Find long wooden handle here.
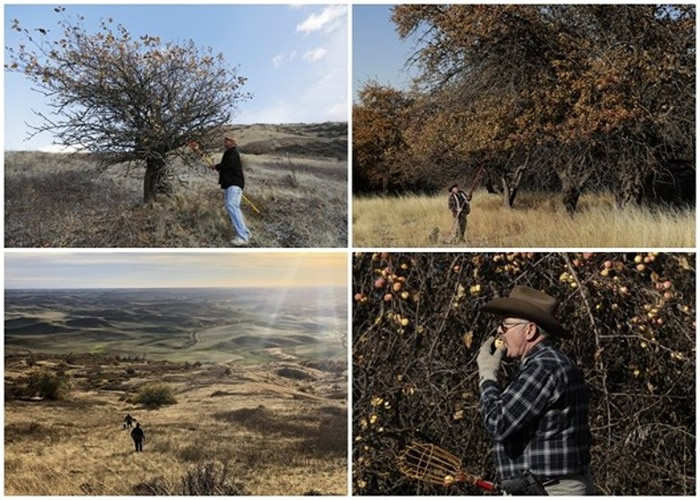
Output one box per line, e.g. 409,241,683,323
468,166,485,195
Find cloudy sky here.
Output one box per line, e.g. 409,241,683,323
4,4,348,151
5,252,348,289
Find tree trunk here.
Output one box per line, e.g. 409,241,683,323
485,174,500,194
615,170,644,208
557,169,583,214
500,175,513,208
557,156,592,214
562,183,581,214
143,157,171,204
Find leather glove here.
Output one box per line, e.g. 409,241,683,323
477,336,504,383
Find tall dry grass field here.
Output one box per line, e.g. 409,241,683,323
5,123,347,248
5,356,347,495
353,190,695,247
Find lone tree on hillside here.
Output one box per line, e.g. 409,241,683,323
6,8,252,203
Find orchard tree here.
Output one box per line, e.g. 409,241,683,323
6,9,252,203
353,81,415,194
390,5,694,210
392,5,567,208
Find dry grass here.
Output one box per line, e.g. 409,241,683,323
353,190,695,247
4,357,347,495
5,123,347,248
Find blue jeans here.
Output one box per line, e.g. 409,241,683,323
224,186,250,241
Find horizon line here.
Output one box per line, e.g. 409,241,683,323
4,120,349,152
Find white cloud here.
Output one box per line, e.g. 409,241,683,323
272,50,298,69
296,5,346,34
303,47,327,63
238,6,348,124
272,53,286,69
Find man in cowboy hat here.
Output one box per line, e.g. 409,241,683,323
447,184,471,243
212,134,251,246
476,285,593,495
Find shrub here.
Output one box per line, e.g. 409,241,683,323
131,477,171,495
277,367,315,381
23,371,68,400
180,462,248,495
133,384,177,409
134,464,248,495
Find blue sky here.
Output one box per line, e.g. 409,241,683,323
4,4,348,151
5,252,348,288
352,4,420,102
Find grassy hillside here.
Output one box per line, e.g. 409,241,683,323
5,122,347,248
5,288,347,364
5,354,347,495
353,190,695,247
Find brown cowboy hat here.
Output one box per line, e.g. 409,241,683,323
481,285,570,338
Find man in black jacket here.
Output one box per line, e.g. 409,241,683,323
131,422,145,452
447,184,471,243
212,135,251,246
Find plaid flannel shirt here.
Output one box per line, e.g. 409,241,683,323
479,340,591,481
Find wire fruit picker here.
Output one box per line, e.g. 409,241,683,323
187,141,262,215
398,441,555,495
397,442,500,493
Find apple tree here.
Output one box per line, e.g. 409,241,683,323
353,81,417,194
6,9,252,203
388,5,694,210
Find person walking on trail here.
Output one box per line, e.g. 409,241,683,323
131,422,145,452
475,285,593,495
212,134,251,246
447,184,471,243
124,413,134,429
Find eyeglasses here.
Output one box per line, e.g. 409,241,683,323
499,320,531,334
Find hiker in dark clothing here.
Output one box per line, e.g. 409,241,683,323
124,414,134,429
448,184,471,243
212,134,251,246
131,422,145,452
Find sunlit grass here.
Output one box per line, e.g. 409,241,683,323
353,190,695,248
